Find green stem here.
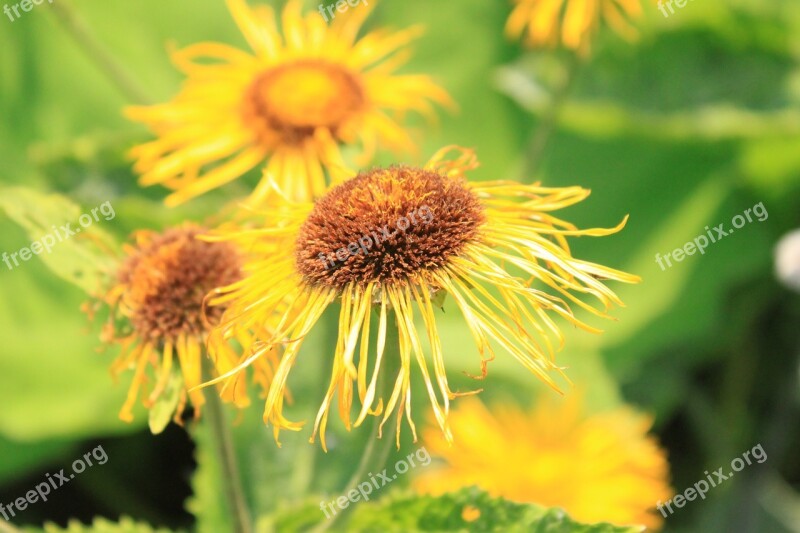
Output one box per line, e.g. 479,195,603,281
49,1,151,104
336,399,396,508
313,310,400,532
288,312,341,497
202,361,253,533
523,52,583,180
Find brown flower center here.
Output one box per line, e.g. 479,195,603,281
295,166,485,289
118,226,241,342
243,59,364,144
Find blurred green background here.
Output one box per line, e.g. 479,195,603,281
1,0,800,531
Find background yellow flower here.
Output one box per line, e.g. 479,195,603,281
127,0,452,207
506,0,644,53
415,395,673,530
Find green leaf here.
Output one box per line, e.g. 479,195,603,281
187,419,230,533
31,516,172,533
0,250,142,441
258,489,645,532
739,136,800,195
147,371,183,435
257,499,325,533
346,487,644,532
0,186,118,294
0,435,75,486
578,177,728,351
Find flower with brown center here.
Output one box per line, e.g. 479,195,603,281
295,165,485,289
203,147,640,448
126,0,452,207
101,225,272,427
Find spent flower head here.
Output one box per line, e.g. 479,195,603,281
97,224,271,427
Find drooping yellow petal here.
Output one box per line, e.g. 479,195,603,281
205,147,639,448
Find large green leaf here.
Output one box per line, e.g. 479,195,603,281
186,419,229,533
0,435,75,486
0,186,117,294
573,177,728,353
28,516,173,533
259,488,644,532
0,216,141,441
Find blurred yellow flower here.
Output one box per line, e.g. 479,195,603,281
98,225,272,426
505,0,644,53
415,396,672,530
127,0,451,207
203,146,639,449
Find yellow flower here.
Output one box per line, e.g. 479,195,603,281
127,0,451,207
204,147,639,449
506,0,644,53
99,225,272,425
415,396,673,530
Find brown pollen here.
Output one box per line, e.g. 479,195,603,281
117,226,241,342
295,166,486,289
243,59,364,145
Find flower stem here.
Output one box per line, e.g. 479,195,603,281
201,360,253,533
49,1,151,104
289,312,341,497
313,309,399,532
523,52,583,179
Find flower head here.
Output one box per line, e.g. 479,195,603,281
127,0,451,207
100,225,268,425
415,396,673,530
205,147,639,448
506,0,644,54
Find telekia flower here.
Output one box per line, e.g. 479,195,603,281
505,0,643,53
204,147,639,448
99,225,267,426
127,0,451,207
415,396,672,530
